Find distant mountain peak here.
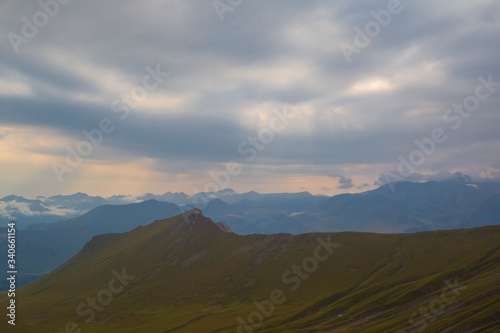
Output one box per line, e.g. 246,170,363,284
49,192,91,199
450,172,472,184
217,188,235,194
0,194,26,202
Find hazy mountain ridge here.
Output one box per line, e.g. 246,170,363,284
1,177,498,291
0,189,316,229
0,200,183,290
4,173,498,233
0,192,108,229
196,178,500,234
2,211,499,332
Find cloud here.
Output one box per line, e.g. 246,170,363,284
337,176,355,189
374,172,428,186
1,1,500,196
0,200,87,219
0,130,11,140
106,195,140,205
373,169,498,186
337,176,373,190
0,201,31,219
46,206,89,217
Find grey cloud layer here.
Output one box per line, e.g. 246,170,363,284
1,0,500,181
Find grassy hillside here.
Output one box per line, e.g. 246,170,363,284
1,210,499,332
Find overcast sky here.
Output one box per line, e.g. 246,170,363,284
1,0,499,198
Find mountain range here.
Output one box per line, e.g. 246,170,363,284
0,192,108,229
1,175,499,291
0,188,319,229
196,175,500,234
3,173,499,235
2,210,498,332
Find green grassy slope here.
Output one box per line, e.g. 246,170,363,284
1,210,499,332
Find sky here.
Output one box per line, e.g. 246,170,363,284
1,0,500,198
